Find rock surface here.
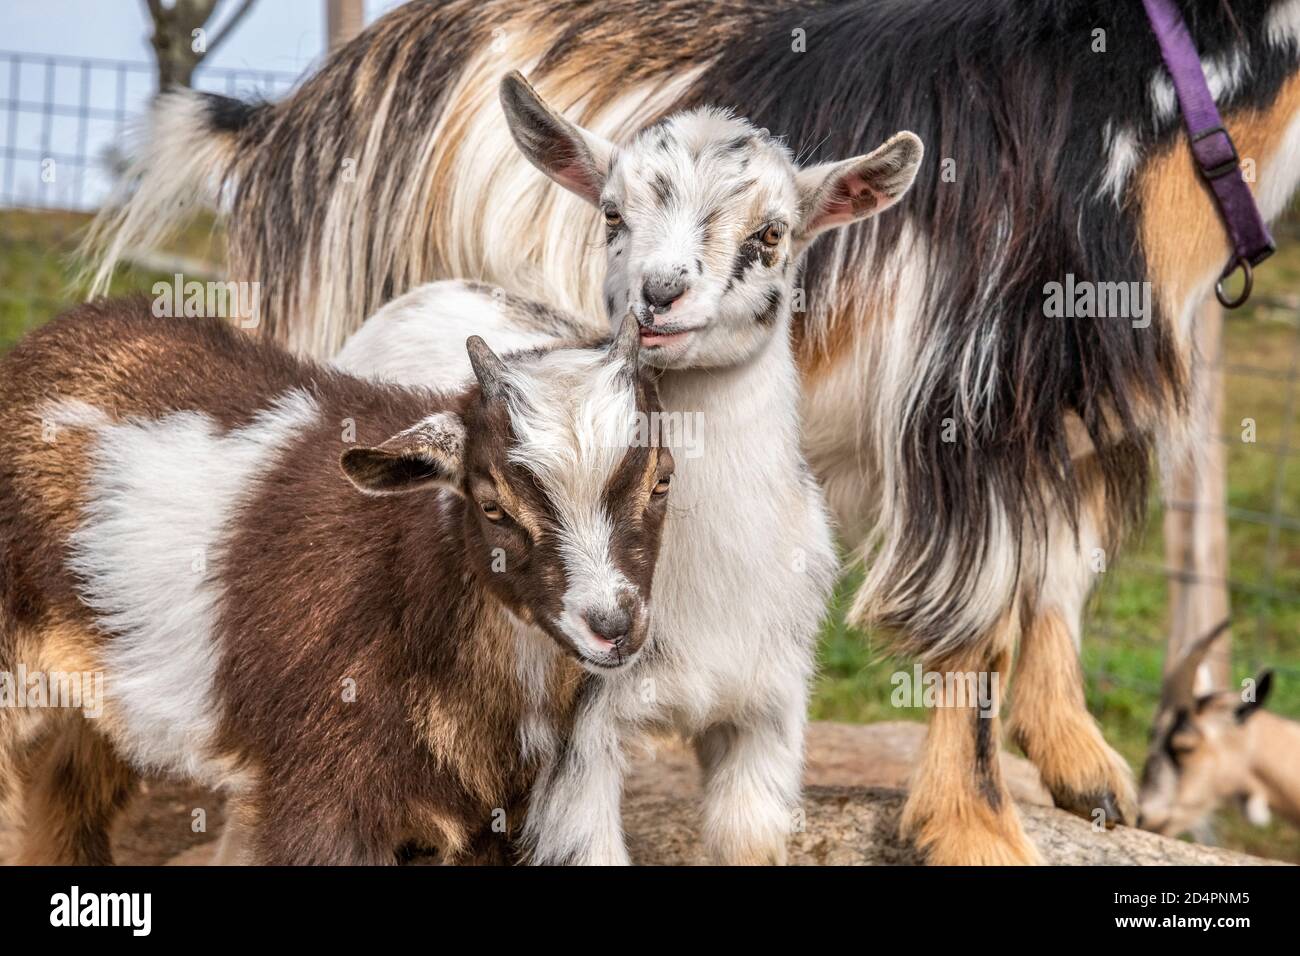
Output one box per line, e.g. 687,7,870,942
3,721,1278,865
626,786,1277,865
625,721,1054,806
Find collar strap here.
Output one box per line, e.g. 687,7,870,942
1142,0,1276,307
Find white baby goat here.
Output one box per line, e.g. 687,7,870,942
336,73,923,864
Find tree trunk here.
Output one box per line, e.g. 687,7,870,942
326,0,365,52
146,0,216,91
144,0,257,91
151,38,200,91
1163,298,1232,690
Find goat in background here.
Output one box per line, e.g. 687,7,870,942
1139,622,1300,840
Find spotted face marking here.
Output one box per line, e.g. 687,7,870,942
498,71,924,371
589,110,800,368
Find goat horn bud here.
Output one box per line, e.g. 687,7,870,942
1162,619,1231,708
466,336,509,401
609,312,641,366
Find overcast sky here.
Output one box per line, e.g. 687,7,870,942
2,0,406,207
5,0,404,73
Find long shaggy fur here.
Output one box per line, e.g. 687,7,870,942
86,0,1300,660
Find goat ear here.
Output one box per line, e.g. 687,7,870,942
794,131,923,242
499,71,612,206
1235,670,1274,723
341,411,466,496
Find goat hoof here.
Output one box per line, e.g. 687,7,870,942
918,827,1044,866
1052,788,1129,828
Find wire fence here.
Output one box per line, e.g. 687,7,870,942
1,51,1298,715
1087,289,1300,705
0,50,296,210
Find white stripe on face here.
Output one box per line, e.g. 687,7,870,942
555,506,638,668
60,389,320,783
501,350,643,668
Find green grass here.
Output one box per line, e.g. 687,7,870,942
0,208,221,351
3,206,1299,861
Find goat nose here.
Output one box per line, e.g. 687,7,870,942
641,271,687,312
583,607,632,647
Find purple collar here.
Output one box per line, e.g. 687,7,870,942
1142,0,1276,308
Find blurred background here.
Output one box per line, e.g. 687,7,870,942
2,0,1298,862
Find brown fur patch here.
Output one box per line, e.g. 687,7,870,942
9,712,137,865
489,464,545,540
0,299,667,864
899,620,1042,865
1007,608,1136,825
1138,73,1300,330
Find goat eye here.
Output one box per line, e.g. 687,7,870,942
759,222,785,247
652,476,671,496
480,501,503,521
604,207,623,227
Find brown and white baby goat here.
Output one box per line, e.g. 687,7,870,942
1139,623,1300,840
0,299,671,865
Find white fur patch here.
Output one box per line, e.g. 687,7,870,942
85,89,236,302
510,611,562,763
62,389,320,784
1149,71,1180,125
334,281,562,387
1098,122,1141,204
501,349,641,664
1267,0,1300,51
1253,97,1300,223
42,399,112,431
1203,48,1250,102
1148,48,1250,126
1034,505,1103,649
1245,789,1273,826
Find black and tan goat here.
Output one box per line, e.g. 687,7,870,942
1139,623,1300,840
0,299,670,864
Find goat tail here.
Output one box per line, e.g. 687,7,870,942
80,89,266,298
